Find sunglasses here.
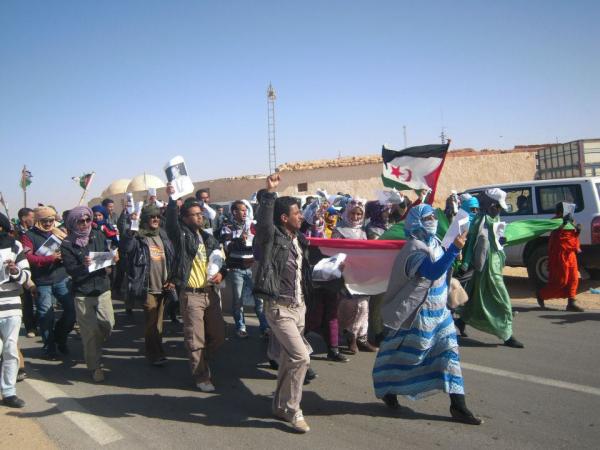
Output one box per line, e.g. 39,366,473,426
77,218,92,224
148,215,161,220
40,218,55,224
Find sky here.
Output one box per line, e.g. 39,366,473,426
1,0,599,214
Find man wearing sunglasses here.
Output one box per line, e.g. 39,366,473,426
22,206,75,359
165,184,226,392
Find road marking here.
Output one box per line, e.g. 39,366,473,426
462,362,600,396
26,378,124,446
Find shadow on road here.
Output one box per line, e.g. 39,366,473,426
539,313,600,325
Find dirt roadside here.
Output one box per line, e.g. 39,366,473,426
0,408,57,449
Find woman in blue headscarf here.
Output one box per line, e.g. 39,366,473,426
372,204,481,425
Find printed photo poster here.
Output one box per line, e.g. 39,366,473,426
164,156,194,200
35,235,63,256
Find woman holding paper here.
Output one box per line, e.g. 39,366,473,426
537,203,584,312
61,206,117,383
373,204,481,425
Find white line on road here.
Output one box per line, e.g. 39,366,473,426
462,362,600,396
26,378,124,446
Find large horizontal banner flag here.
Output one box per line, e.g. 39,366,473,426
308,238,406,295
381,143,450,201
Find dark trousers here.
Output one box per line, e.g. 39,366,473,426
307,288,340,348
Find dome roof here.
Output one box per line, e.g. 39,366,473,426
126,174,166,193
102,179,131,197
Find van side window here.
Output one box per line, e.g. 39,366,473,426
535,185,584,214
503,188,533,215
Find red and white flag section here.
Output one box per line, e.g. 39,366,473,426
309,238,406,295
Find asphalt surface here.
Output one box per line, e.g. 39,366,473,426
12,292,600,450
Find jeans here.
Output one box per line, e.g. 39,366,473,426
36,278,76,352
0,315,22,397
227,268,268,332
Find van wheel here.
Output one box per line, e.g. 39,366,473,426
526,246,549,287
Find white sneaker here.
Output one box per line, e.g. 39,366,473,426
289,411,310,433
92,368,105,383
196,381,216,392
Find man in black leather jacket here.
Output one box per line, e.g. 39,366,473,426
253,174,314,433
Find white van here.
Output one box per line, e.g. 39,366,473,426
463,177,600,286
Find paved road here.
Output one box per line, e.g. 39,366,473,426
12,293,600,450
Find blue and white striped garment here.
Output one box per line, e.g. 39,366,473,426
372,240,464,400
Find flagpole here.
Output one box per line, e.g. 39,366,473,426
22,165,27,208
78,188,88,206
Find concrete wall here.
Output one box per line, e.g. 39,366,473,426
95,149,537,211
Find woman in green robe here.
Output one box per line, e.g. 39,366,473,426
455,189,524,349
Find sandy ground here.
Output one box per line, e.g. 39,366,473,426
0,408,57,449
503,266,600,310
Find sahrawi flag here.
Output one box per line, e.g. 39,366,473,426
72,172,95,190
20,168,32,189
381,142,450,202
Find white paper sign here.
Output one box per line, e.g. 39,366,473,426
0,253,8,284
88,251,116,273
164,155,194,200
493,221,507,250
129,201,144,231
125,193,134,214
35,235,62,256
441,209,470,249
562,202,576,217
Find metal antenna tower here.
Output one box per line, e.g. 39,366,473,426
267,83,277,174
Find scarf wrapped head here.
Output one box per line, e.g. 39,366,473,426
91,205,108,227
405,203,436,242
139,205,161,237
365,200,391,230
66,206,93,247
460,195,480,222
340,199,365,229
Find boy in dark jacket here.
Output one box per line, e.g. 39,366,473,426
61,206,117,383
122,205,175,365
165,185,226,392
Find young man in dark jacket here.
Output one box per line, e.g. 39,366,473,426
122,205,175,365
253,174,315,433
61,206,117,383
165,185,226,392
21,206,75,358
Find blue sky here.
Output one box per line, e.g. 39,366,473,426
1,0,599,213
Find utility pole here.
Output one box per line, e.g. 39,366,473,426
267,83,277,174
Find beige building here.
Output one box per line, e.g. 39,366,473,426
94,146,540,210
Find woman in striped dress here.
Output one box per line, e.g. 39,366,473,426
372,204,481,425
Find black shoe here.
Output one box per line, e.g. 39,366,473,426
504,336,524,348
566,300,584,312
536,293,546,309
304,367,317,385
2,395,25,408
16,369,27,382
327,348,349,362
455,318,468,337
450,405,483,425
43,350,59,361
382,393,400,410
268,359,279,371
57,343,70,355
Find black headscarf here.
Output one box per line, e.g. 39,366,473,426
0,213,15,248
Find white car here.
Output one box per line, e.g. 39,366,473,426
463,177,600,286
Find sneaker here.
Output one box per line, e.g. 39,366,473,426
16,369,27,382
152,357,168,367
196,381,216,393
26,331,36,338
2,395,25,408
236,329,249,339
289,411,310,433
92,368,105,383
